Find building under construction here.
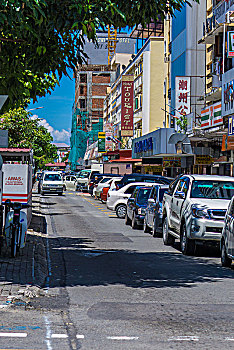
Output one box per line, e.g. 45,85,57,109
70,31,136,170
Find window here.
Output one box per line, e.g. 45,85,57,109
137,188,151,205
44,174,61,181
80,86,84,95
125,185,137,194
149,187,156,199
191,181,234,199
80,99,86,109
80,74,86,83
135,98,139,110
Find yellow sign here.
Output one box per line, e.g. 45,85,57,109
145,165,163,173
195,155,213,165
163,157,181,168
98,132,105,138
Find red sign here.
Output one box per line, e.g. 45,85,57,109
121,75,134,137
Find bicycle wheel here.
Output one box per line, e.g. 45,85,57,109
10,224,17,258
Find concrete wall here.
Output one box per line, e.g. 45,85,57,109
103,162,132,175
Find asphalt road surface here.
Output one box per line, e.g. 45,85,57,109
0,190,233,350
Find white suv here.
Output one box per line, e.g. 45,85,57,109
107,182,157,218
41,171,64,196
162,174,234,255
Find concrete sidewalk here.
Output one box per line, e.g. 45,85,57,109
0,193,49,307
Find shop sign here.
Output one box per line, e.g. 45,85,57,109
134,137,153,154
121,75,134,137
222,134,234,151
228,31,234,58
228,116,234,135
98,132,106,153
201,102,222,129
175,77,191,119
163,157,181,168
105,123,113,151
186,113,194,134
195,155,213,165
145,165,163,173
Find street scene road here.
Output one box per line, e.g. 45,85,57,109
0,189,232,350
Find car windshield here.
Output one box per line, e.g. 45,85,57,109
44,174,61,181
79,172,90,178
159,188,167,202
191,180,234,199
137,188,151,205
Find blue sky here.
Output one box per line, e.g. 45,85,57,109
28,71,75,145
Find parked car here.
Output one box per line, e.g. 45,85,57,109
221,195,234,267
88,173,120,195
162,174,234,255
94,177,114,198
100,178,122,203
76,169,91,191
144,185,169,235
125,186,152,229
40,171,64,196
64,175,77,191
107,182,157,218
116,173,172,190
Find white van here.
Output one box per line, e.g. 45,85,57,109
40,171,63,195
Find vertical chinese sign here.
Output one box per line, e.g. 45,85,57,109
175,77,191,121
228,31,234,57
121,75,134,137
105,123,113,151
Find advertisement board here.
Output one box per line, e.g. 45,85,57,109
105,123,113,151
201,102,222,129
98,132,106,153
175,77,191,120
121,75,134,137
163,157,181,168
228,31,234,58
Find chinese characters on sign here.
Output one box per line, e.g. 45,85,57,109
121,75,134,137
175,77,191,121
105,123,113,151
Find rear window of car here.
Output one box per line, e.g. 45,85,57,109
137,188,151,204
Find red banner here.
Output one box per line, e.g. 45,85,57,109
121,75,134,137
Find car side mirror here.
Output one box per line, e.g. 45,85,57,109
174,191,185,199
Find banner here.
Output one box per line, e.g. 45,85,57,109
105,123,113,151
98,132,106,153
121,75,134,137
175,77,191,120
201,102,222,129
228,31,234,58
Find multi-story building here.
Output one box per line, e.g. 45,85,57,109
197,0,234,176
165,2,206,130
103,35,165,150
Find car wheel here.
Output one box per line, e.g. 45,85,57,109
116,204,126,219
162,217,175,245
125,213,131,225
153,217,161,237
180,223,195,255
221,240,232,267
143,219,151,233
131,212,139,229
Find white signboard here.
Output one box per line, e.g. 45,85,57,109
105,122,113,152
175,76,191,121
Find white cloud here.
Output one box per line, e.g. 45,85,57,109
32,115,71,144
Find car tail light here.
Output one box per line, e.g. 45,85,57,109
116,184,119,190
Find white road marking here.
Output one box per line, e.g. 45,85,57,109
0,332,27,337
76,335,85,339
225,337,234,341
168,336,199,342
107,336,139,340
51,334,68,339
44,316,53,350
